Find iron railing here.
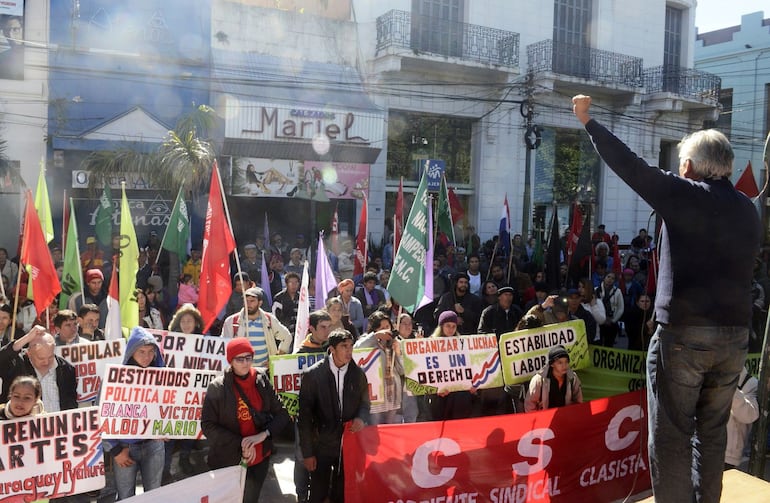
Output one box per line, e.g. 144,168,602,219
376,10,519,67
643,65,721,101
527,39,643,87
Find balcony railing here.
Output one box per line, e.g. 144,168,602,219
527,40,643,87
376,10,519,67
643,65,720,101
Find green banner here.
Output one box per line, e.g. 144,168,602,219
498,319,589,385
387,171,429,312
579,346,762,401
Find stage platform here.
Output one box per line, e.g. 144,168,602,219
635,469,770,502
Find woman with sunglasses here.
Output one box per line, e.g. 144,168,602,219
202,338,290,500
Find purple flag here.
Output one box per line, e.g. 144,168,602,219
315,232,338,310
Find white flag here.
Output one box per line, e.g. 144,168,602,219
293,260,310,353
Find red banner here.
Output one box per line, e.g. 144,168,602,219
344,391,650,503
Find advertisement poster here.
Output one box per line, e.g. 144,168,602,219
0,1,24,80
232,158,369,200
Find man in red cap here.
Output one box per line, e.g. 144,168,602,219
67,268,108,330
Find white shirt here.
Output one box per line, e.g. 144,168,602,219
35,360,61,412
329,358,349,414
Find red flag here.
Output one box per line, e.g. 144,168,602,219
331,204,340,256
354,198,368,276
612,236,622,278
104,255,122,340
394,178,404,252
198,163,236,332
447,186,465,223
20,190,61,315
645,249,658,296
566,203,584,267
735,161,759,198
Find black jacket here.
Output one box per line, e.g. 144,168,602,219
298,355,370,459
201,367,290,469
0,342,78,410
434,291,483,335
478,303,523,338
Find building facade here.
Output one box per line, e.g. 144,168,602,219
695,10,770,239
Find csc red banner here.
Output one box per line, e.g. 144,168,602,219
344,391,650,502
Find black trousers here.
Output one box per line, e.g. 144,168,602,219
309,454,344,503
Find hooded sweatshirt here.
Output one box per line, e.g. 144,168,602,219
104,327,165,453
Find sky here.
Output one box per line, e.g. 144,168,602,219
695,0,768,33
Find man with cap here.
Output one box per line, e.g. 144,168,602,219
285,248,305,275
477,286,523,415
298,329,369,503
478,286,523,339
524,344,583,412
202,337,290,501
241,243,261,284
433,272,482,335
79,236,104,273
221,286,292,367
68,268,108,330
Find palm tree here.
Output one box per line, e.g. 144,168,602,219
80,104,218,298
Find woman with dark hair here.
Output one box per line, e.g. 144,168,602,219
137,289,163,330
428,311,476,421
481,280,499,309
0,375,44,419
168,303,204,334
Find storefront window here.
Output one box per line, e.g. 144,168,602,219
386,111,473,184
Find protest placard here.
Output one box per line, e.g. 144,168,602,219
0,407,105,500
98,364,218,439
56,339,125,402
402,333,503,395
121,465,244,502
148,329,228,371
498,320,589,385
269,349,385,416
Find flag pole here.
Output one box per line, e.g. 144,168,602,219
213,166,247,315
62,189,67,254
486,242,498,281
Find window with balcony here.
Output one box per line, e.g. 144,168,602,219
552,0,592,78
411,0,464,58
663,5,683,92
533,126,601,228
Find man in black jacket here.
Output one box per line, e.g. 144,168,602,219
0,326,77,411
434,272,482,334
478,286,523,339
298,329,370,503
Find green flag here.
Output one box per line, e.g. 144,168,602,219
119,184,139,332
387,171,431,313
95,182,113,247
532,234,544,270
59,199,83,310
436,176,455,243
162,187,190,259
34,161,54,244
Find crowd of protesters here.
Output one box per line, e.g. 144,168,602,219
0,213,766,501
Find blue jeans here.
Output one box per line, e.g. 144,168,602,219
114,440,165,500
646,324,748,503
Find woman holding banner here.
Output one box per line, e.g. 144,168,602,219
428,311,477,421
202,338,290,501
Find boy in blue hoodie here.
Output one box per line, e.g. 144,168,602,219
103,327,165,500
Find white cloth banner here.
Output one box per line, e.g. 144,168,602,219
121,465,245,502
